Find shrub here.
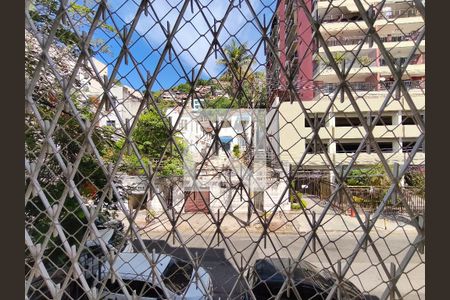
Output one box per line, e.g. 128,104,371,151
357,55,372,66
232,144,241,158
290,191,307,210
352,196,365,204
146,209,156,221
291,199,307,210
290,192,303,203
262,211,272,219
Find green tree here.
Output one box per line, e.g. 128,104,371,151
204,96,238,109
405,166,425,198
115,108,187,207
346,164,391,187
25,96,116,268
29,0,116,55
232,144,241,158
218,39,253,105
25,0,118,270
123,109,185,175
174,82,191,94
197,78,212,86
345,164,396,207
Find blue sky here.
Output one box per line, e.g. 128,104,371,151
91,0,277,91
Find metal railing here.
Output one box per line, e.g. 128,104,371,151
344,186,425,214
325,34,415,47
320,7,420,23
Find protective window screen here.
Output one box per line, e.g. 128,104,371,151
25,0,425,299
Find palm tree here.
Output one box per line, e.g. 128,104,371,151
217,39,253,101
217,40,258,223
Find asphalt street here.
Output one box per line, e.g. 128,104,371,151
134,230,425,300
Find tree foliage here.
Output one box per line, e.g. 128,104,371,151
115,109,186,177
205,96,238,109
405,166,425,198
173,82,191,94
345,164,391,187
29,0,116,55
26,0,118,268
25,96,116,267
217,39,254,106
232,144,241,158
217,40,267,108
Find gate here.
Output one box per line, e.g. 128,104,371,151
25,0,425,299
185,189,210,213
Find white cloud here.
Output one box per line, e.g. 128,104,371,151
109,0,268,78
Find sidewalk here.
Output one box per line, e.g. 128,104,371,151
117,196,417,235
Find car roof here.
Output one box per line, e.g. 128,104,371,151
255,258,318,273
254,259,327,282
103,252,173,282
86,228,114,247
253,259,362,298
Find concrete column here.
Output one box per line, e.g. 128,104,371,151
327,109,336,157
392,111,402,153
392,111,402,126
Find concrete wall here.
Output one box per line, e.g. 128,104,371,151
271,95,425,167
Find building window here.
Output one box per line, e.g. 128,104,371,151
336,142,361,153
402,140,424,153
335,116,363,127
334,115,393,127
305,140,328,154
371,115,393,126
402,113,425,125
335,141,393,153
106,120,116,127
376,142,393,153
304,114,326,128
380,57,408,66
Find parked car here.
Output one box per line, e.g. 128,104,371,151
243,258,366,300
98,252,213,300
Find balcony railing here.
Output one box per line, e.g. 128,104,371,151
382,80,425,90
314,59,424,76
319,7,420,24
316,80,424,95
325,34,415,48
325,37,366,47
318,82,377,94
385,8,420,19
314,61,369,73
267,77,424,97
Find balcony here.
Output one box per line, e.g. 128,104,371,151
317,82,377,94
320,16,424,37
317,0,422,18
285,0,296,19
286,37,298,58
318,40,425,59
300,124,418,141
317,80,424,94
382,79,425,91
323,32,423,47
325,36,366,47
281,151,425,167
314,62,425,83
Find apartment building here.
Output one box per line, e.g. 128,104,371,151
266,0,425,180
79,58,143,131
98,85,142,130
